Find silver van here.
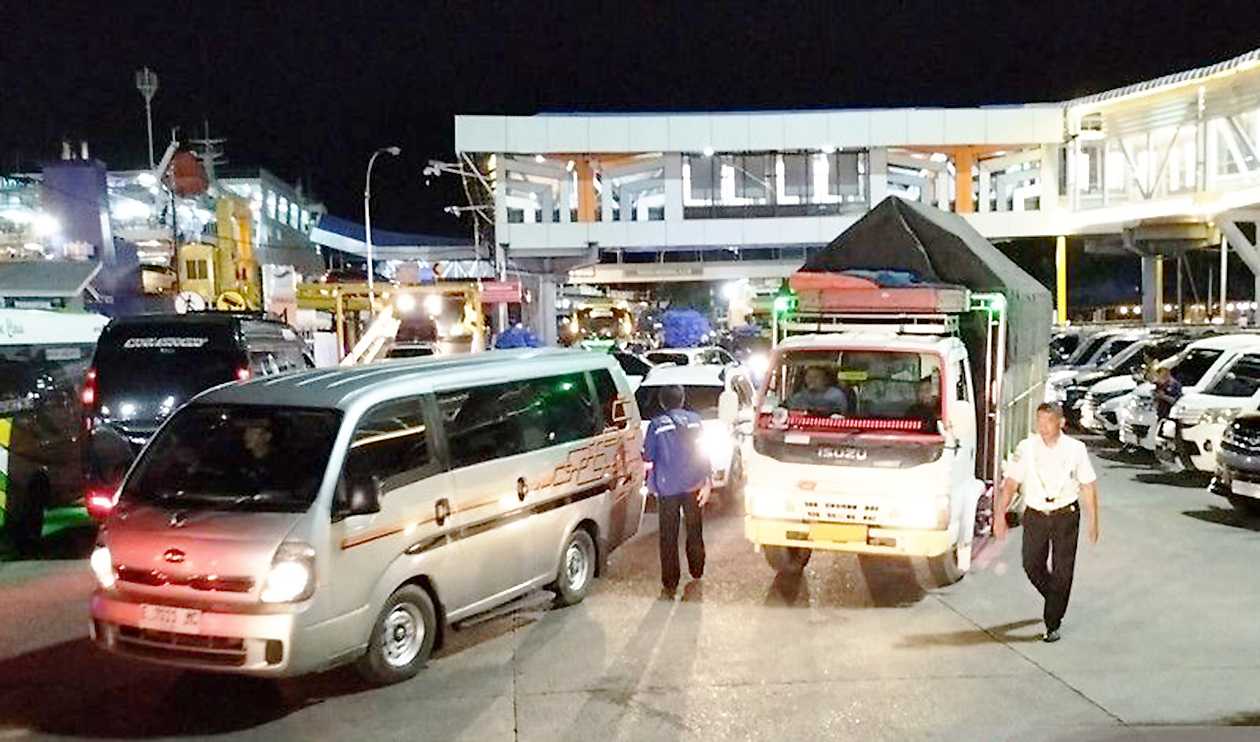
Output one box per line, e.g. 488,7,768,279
89,349,646,683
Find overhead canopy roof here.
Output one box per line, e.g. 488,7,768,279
801,196,1052,363
0,260,102,298
310,215,479,262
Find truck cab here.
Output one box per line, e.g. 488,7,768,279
745,330,986,583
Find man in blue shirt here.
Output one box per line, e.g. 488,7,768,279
643,385,711,598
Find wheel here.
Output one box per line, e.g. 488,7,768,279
763,545,812,575
355,585,437,685
4,477,49,557
927,546,965,586
1227,495,1260,516
553,528,597,607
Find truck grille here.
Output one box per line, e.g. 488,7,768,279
803,500,881,524
115,625,247,667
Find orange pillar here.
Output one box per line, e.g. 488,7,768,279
954,147,975,213
576,158,597,222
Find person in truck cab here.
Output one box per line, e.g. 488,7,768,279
788,366,851,414
904,378,941,431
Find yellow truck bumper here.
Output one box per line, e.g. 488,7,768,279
745,516,952,558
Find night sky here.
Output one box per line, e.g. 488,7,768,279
4,0,1260,238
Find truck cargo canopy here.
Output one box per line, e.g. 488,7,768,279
800,196,1052,363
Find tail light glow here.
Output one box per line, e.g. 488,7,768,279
86,487,119,519
81,367,97,407
236,367,251,382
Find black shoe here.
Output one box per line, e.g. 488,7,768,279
659,587,677,601
1043,629,1061,643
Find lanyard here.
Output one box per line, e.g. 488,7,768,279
1029,439,1071,504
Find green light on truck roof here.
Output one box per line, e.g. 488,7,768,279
773,295,796,314
971,292,1007,314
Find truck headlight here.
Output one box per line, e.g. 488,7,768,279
90,544,117,589
701,427,733,468
260,542,316,603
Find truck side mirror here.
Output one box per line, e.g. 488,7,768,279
719,389,739,424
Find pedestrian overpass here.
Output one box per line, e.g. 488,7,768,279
456,47,1260,338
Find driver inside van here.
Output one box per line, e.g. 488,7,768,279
787,366,851,414
905,378,941,431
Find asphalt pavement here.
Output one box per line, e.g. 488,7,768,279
2,436,1260,741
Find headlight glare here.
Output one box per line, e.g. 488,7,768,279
260,542,316,603
90,545,116,589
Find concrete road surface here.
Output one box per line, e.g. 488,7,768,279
2,436,1259,741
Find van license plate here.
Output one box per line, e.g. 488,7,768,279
809,523,867,543
1232,481,1260,498
139,604,202,635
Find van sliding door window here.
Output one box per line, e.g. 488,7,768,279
590,369,627,430
438,374,600,469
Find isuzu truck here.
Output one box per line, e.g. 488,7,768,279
743,197,1051,583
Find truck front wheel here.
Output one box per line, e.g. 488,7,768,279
927,547,965,586
763,545,811,574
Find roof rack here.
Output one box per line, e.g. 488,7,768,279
783,312,959,337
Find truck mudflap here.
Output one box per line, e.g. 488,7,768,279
744,516,952,558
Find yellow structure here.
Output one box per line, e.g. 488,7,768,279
1055,235,1068,324
173,195,261,311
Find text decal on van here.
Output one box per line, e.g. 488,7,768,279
122,337,210,349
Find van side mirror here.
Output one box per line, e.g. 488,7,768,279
718,389,739,424
343,475,381,517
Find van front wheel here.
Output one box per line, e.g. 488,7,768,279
355,586,437,685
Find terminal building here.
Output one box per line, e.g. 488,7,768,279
456,46,1260,342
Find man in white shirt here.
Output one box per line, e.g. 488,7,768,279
994,402,1100,643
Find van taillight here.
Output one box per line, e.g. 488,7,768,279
81,368,97,407
235,367,251,381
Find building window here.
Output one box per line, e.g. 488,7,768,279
683,151,868,219
266,191,277,220
278,196,289,225
289,202,300,228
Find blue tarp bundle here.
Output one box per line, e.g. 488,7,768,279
661,309,710,348
495,325,541,349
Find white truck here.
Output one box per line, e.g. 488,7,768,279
741,197,1051,583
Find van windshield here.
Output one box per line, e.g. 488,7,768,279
121,405,341,512
767,350,942,424
1172,348,1222,386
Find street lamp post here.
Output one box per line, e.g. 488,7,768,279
364,146,401,312
134,68,159,169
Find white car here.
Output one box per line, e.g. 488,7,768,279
1079,376,1138,436
1129,334,1260,460
636,364,756,499
1158,350,1260,472
1046,331,1152,404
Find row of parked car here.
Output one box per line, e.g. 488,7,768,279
1047,324,1260,515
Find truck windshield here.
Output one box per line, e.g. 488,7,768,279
1205,354,1260,398
121,405,341,512
766,350,942,424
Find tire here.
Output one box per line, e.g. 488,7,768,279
355,585,438,685
763,545,812,575
5,477,49,557
553,529,597,607
1227,495,1260,517
927,547,965,586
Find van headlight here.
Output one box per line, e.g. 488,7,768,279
90,544,117,589
701,427,733,468
260,542,316,603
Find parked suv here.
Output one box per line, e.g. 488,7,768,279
1210,413,1260,515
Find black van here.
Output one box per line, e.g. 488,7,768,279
83,313,313,518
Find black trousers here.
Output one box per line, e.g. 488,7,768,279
658,492,705,590
1021,503,1081,632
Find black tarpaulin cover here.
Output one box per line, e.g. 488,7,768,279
800,196,1052,364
